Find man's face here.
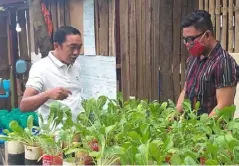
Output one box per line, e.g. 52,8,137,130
55,34,83,64
182,26,210,51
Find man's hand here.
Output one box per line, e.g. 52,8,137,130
46,87,72,100
176,83,186,113
20,87,72,112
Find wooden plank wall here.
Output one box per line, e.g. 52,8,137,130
94,0,116,56
0,13,11,109
199,0,239,52
95,0,198,101
36,0,84,54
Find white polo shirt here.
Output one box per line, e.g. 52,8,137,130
26,51,83,121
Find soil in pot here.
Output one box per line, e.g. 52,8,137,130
24,145,42,165
42,154,63,166
7,141,25,165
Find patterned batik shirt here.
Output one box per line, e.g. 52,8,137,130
185,42,237,115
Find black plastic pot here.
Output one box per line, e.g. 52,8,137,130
7,141,25,165
0,142,5,165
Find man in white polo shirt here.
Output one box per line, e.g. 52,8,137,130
20,26,83,121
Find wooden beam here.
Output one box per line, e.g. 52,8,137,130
0,0,25,5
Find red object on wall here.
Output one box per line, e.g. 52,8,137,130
41,2,53,37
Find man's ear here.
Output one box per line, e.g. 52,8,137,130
206,30,213,38
53,42,60,49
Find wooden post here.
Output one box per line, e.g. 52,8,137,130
145,0,152,99
222,0,227,50
9,10,18,108
172,0,182,101
109,0,116,56
152,0,160,100
235,0,239,52
209,0,215,32
119,0,130,100
205,0,209,11
199,0,203,10
64,0,70,26
28,0,52,58
129,0,137,97
215,0,220,41
228,0,233,52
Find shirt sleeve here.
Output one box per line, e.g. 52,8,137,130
25,63,44,92
215,57,237,89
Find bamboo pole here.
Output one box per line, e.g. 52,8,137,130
205,0,209,11
222,0,227,50
215,0,220,41
228,0,233,52
199,0,204,10
235,0,239,52
209,0,215,32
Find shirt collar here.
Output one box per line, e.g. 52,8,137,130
198,42,221,61
48,51,70,68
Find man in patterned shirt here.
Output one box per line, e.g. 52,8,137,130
176,10,237,116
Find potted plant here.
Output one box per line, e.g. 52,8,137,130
36,134,63,165
0,115,42,165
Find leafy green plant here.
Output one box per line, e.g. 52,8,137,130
0,115,40,146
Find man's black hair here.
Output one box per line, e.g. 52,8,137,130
53,26,81,45
181,10,214,35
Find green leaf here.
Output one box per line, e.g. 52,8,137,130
27,115,34,130
3,129,10,134
205,159,218,165
216,105,236,120
9,121,24,134
135,153,145,165
64,148,87,156
163,135,174,150
89,151,101,157
149,102,160,117
206,143,218,155
168,99,176,108
184,156,196,165
233,146,239,161
105,124,116,137
170,153,182,165
0,135,11,141
38,114,44,124
225,133,239,150
182,99,191,112
97,96,107,110
117,92,123,104
149,142,160,159
127,131,141,142
160,102,168,111
195,101,200,111
217,153,232,164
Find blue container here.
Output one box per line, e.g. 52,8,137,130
2,80,10,92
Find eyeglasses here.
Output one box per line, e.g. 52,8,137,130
182,31,205,45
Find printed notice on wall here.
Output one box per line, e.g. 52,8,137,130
77,55,116,100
